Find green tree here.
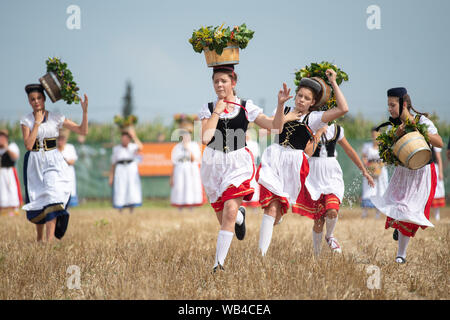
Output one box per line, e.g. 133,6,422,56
122,81,134,118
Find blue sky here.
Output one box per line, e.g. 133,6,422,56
1,0,449,125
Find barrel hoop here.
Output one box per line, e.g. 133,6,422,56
394,136,426,157
406,147,431,169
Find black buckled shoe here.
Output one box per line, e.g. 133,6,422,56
393,229,399,241
395,256,406,264
235,206,246,240
213,264,225,273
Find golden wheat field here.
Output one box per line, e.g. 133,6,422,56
0,204,448,300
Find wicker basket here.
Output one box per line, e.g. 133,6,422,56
204,44,239,67
39,72,62,103
393,131,431,169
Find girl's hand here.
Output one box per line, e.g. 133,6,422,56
325,69,337,84
313,125,328,144
278,83,293,106
35,109,45,124
80,94,88,113
284,110,302,123
214,99,227,114
363,170,375,187
108,175,113,186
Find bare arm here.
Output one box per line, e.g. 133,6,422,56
429,133,443,148
63,94,89,136
109,163,115,186
271,83,294,134
435,150,444,180
321,69,349,124
338,137,375,187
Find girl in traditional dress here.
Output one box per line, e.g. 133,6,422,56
430,147,445,221
370,87,443,264
295,123,375,256
257,69,349,257
199,64,280,271
20,84,88,242
361,128,389,219
170,129,204,209
0,129,22,216
57,129,79,207
109,127,143,213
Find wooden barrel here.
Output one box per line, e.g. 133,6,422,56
204,44,239,67
393,131,431,169
39,72,62,103
311,77,331,107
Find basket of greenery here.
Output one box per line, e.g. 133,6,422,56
114,115,138,130
294,61,349,110
39,57,80,104
174,114,198,133
377,118,431,169
188,23,254,67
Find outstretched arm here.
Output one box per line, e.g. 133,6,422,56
338,137,375,187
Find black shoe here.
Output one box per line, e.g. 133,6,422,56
395,256,406,264
235,206,246,240
213,264,225,273
393,229,399,241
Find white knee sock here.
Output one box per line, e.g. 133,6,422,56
214,230,234,268
236,209,244,226
259,214,275,256
325,217,338,239
397,232,410,259
362,209,368,218
435,208,440,220
312,230,323,256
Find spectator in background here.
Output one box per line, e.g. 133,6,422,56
0,129,22,216
57,128,79,207
109,127,143,213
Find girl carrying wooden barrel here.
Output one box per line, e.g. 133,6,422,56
371,87,443,264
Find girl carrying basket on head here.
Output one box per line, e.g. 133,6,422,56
199,64,281,272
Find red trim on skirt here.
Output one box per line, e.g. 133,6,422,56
385,162,437,237
210,148,255,213
242,201,260,208
12,167,23,205
257,152,310,215
293,184,340,220
431,198,445,208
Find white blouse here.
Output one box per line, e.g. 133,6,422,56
20,111,65,143
198,97,263,122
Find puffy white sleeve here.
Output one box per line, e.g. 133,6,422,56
337,125,345,141
63,144,78,161
243,99,263,122
53,112,66,129
8,142,20,157
111,146,118,164
308,111,327,132
419,115,438,135
434,147,442,153
198,103,212,120
19,114,33,129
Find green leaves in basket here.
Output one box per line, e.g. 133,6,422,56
188,23,254,55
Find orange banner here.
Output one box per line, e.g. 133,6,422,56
138,142,205,176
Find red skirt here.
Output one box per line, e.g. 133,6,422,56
292,181,340,219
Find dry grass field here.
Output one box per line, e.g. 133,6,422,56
0,204,448,300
